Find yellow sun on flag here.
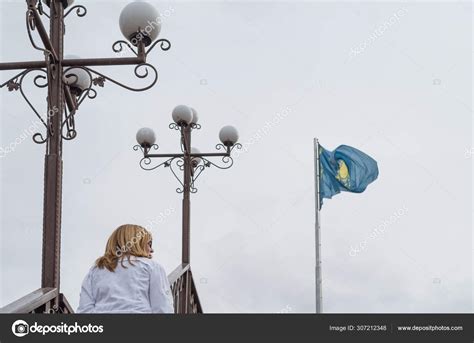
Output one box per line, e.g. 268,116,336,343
335,160,350,187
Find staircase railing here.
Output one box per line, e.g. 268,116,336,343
0,288,73,314
0,264,202,314
168,263,203,314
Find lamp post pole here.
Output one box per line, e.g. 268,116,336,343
182,125,192,265
41,1,64,299
135,107,240,266
134,107,241,313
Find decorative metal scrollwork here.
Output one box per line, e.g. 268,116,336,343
168,157,186,193
26,9,53,60
189,144,241,190
112,40,138,57
64,5,87,18
205,143,242,169
190,164,206,193
112,38,171,58
133,143,159,156
7,80,20,91
1,58,160,144
169,123,180,130
133,144,166,171
145,39,171,56
133,144,187,194
84,63,158,92
36,0,48,17
62,62,158,113
92,76,105,87
170,122,201,131
1,68,51,144
134,139,241,193
61,106,76,140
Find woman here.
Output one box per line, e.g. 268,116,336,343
77,224,174,313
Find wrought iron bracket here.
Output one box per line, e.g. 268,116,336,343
134,123,241,193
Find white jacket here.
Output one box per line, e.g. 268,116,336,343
77,256,174,313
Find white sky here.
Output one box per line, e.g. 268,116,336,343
0,0,472,313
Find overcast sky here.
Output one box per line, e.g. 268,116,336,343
0,0,472,313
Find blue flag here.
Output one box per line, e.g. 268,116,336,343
319,144,378,206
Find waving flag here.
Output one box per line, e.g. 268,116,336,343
319,144,379,205
313,140,378,314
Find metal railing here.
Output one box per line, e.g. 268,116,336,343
0,288,73,314
168,263,203,314
0,263,202,314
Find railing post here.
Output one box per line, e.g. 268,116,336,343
178,271,187,314
186,270,192,314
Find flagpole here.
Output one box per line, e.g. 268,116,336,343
313,138,322,313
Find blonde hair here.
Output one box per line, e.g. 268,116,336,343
95,224,152,272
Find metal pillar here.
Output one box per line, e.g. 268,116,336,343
182,125,191,265
41,2,64,308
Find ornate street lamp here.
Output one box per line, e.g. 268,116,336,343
134,105,241,313
0,0,171,313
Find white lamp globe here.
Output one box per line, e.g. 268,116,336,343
136,127,156,147
190,147,202,166
63,55,91,94
172,105,193,125
119,2,161,46
190,108,199,124
219,126,239,146
43,0,75,8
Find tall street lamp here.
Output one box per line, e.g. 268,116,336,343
0,0,171,313
134,105,241,313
